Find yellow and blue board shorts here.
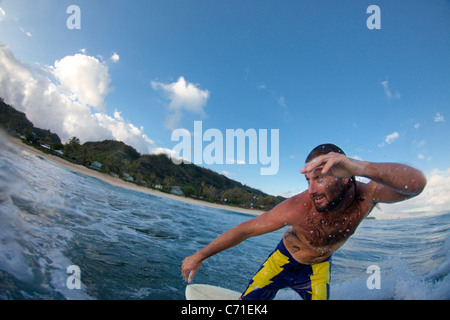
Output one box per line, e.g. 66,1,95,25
241,240,332,300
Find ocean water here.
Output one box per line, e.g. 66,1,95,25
0,135,449,300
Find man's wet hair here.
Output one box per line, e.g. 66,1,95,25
305,143,346,164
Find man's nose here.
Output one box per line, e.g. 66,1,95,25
308,181,317,195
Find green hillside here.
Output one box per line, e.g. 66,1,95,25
0,98,61,147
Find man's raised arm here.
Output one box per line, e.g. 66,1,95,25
301,152,427,204
360,161,427,204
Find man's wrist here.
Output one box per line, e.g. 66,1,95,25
194,249,209,262
357,160,372,178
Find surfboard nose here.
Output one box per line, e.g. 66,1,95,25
185,284,241,300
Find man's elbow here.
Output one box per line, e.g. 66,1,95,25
408,171,427,197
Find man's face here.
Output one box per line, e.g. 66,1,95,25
304,166,347,213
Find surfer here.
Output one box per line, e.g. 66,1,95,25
181,144,427,300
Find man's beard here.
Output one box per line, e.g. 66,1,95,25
313,182,348,213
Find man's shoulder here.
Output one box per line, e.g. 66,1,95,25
281,192,313,219
287,191,311,206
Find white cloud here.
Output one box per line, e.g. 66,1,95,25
350,155,363,161
434,112,445,122
226,158,246,165
385,131,399,144
0,45,160,155
257,83,267,89
0,7,6,20
151,77,210,130
378,167,450,217
110,52,120,63
19,26,32,37
151,146,185,161
379,131,399,147
381,80,400,101
278,96,287,108
0,7,31,37
52,54,111,112
277,190,297,199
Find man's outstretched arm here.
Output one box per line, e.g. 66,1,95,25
181,199,296,283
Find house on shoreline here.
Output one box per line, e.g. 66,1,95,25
90,161,103,171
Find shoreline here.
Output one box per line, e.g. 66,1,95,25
5,134,264,216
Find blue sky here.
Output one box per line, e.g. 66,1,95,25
0,0,449,213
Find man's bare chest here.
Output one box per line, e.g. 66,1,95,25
296,202,368,248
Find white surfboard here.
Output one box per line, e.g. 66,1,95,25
185,284,242,300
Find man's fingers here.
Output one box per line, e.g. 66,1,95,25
181,267,187,281
182,268,194,283
182,256,201,283
320,158,336,175
181,260,190,281
188,270,196,283
301,157,324,173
